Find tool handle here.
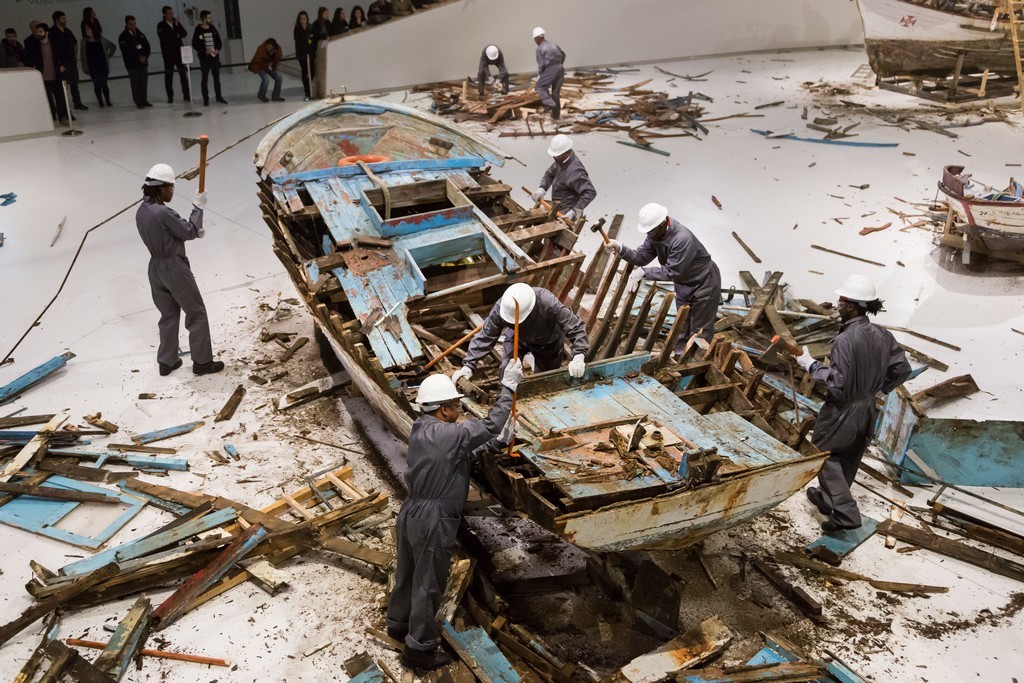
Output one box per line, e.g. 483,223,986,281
509,301,520,458
521,185,574,227
198,135,209,193
771,335,803,357
590,217,609,244
423,323,483,371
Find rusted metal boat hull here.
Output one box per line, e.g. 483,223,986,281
856,0,1017,77
558,456,825,553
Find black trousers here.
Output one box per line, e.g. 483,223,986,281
199,58,221,102
61,63,83,106
298,53,313,98
127,66,149,106
44,79,68,120
164,63,190,100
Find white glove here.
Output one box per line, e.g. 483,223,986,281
501,358,524,392
628,267,645,291
522,352,535,373
197,227,206,239
604,239,621,255
531,189,545,203
796,346,815,371
193,191,207,209
562,209,575,221
451,366,473,384
568,353,586,379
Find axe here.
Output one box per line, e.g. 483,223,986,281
758,334,802,367
181,134,210,192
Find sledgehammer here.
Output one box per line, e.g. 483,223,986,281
180,134,210,192
588,217,609,245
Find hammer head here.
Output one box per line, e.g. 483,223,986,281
180,134,209,151
589,217,607,234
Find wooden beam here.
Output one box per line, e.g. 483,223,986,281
0,412,68,482
876,520,1024,583
0,482,122,504
773,550,947,594
43,640,116,683
214,385,246,422
740,272,782,329
750,558,825,622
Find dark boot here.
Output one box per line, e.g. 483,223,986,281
159,359,183,376
400,647,451,672
193,360,225,375
822,517,861,535
386,626,407,643
806,487,832,516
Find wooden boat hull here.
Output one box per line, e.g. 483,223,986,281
557,456,824,553
939,165,1024,257
856,0,1017,77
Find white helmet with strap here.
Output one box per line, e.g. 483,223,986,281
499,282,536,324
416,374,463,411
145,163,176,186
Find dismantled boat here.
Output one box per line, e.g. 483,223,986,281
855,0,1019,78
254,97,825,553
938,164,1024,262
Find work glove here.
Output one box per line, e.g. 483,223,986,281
501,358,524,392
451,366,473,384
604,239,621,255
562,208,575,221
531,188,545,203
522,352,535,373
628,267,645,291
796,346,815,371
193,191,207,209
197,226,206,239
568,353,586,379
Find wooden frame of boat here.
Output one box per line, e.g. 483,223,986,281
938,164,1024,263
254,97,825,552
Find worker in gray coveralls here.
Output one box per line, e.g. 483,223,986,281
136,163,224,376
386,360,523,671
607,203,722,345
799,275,911,534
530,134,596,222
477,44,508,96
532,26,564,119
451,282,589,384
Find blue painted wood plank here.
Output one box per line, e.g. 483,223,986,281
752,129,899,148
441,622,519,683
760,375,823,413
117,481,192,515
332,266,401,368
47,448,188,471
806,516,879,559
380,205,478,238
348,664,384,683
0,475,146,549
59,506,237,576
275,156,488,184
0,352,75,404
131,421,205,445
700,412,792,465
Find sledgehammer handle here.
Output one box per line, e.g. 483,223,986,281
198,135,209,193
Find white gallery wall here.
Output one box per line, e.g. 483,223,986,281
316,0,865,94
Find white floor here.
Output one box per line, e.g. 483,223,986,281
1,51,1023,681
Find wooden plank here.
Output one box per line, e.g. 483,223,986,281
681,661,826,682
750,559,824,622
740,272,782,329
0,482,122,504
876,520,1024,583
43,640,116,683
0,412,68,482
0,352,75,404
617,615,733,683
0,563,119,646
93,596,152,680
805,516,878,561
130,421,205,445
441,622,520,683
0,414,55,429
318,536,392,569
773,550,947,594
214,385,246,422
152,523,269,630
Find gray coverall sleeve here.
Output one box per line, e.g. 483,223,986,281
568,167,596,213
462,303,504,371
542,289,589,357
477,53,489,96
161,206,204,241
882,340,912,393
455,388,514,454
618,237,658,269
640,234,696,283
811,335,850,402
539,162,557,191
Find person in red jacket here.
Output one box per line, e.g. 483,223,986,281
248,38,283,102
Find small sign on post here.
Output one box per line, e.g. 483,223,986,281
180,46,193,66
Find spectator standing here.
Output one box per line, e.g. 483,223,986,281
2,28,25,68
293,11,315,101
330,9,350,36
412,0,438,7
157,6,190,104
191,10,227,106
50,11,87,110
120,16,152,108
80,8,114,107
249,38,284,103
367,0,392,25
311,7,331,43
24,23,68,122
392,0,417,15
349,6,368,29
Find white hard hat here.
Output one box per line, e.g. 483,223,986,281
499,282,537,324
532,26,545,39
415,374,463,410
145,163,176,186
547,134,573,157
835,274,877,303
485,45,499,61
637,203,669,233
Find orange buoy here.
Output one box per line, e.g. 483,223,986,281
337,154,392,167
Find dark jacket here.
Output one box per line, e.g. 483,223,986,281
367,1,392,24
119,28,150,70
539,151,597,214
294,24,315,58
48,26,78,65
156,19,187,61
330,17,350,36
191,24,222,63
23,35,62,78
2,40,25,68
310,18,331,42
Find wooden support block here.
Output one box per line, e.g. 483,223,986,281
83,413,119,434
750,558,824,622
740,272,782,329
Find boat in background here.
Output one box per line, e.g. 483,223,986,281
938,164,1024,262
254,97,825,553
856,0,1018,78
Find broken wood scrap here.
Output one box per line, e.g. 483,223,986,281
130,420,205,445
93,596,152,679
14,612,59,683
37,458,136,483
0,481,122,504
0,414,56,429
810,244,885,267
910,374,977,407
612,615,732,683
773,550,947,594
681,661,827,682
65,638,230,667
279,336,309,363
750,558,825,623
731,231,761,263
876,520,1024,583
43,639,116,683
214,385,246,422
858,222,892,236
0,412,69,482
0,352,76,405
83,413,119,434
